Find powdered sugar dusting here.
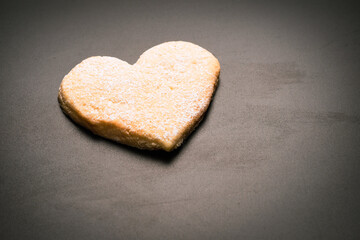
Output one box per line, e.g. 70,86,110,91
60,41,220,150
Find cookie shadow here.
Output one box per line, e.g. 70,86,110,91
59,78,220,164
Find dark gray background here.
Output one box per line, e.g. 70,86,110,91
1,0,360,239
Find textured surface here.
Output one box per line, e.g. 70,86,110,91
59,42,220,151
1,0,360,240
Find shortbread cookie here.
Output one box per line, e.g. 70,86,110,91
58,41,220,151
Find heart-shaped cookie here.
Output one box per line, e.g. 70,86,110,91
58,41,220,151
